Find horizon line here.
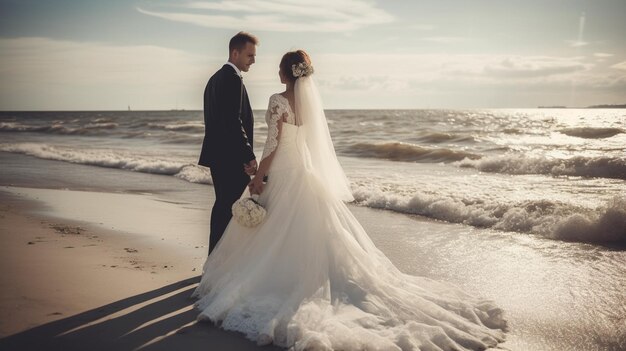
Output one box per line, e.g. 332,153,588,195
2,105,625,112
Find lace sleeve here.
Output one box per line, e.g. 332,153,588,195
261,96,283,161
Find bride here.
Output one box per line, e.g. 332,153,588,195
192,50,507,351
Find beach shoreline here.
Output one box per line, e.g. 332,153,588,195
1,178,624,350
0,187,285,350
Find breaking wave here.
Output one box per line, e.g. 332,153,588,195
559,127,623,139
2,141,624,245
345,142,481,163
353,187,626,245
0,143,212,184
458,154,626,180
0,122,118,135
414,132,476,144
147,122,205,133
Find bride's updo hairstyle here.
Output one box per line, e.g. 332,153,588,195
280,50,314,83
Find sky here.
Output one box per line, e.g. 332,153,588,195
1,0,625,110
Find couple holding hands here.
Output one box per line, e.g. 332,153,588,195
194,31,506,351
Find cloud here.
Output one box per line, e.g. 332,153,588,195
611,61,626,71
307,53,625,108
310,53,609,94
319,75,409,92
420,36,471,44
569,72,626,90
565,40,589,48
0,37,212,110
137,0,393,32
482,56,590,78
408,24,436,31
1,38,623,110
593,53,613,58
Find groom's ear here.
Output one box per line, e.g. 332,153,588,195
230,48,240,61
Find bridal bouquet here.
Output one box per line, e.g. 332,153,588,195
232,195,266,227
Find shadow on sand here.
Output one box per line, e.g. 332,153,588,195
0,276,283,351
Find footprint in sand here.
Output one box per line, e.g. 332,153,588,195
50,224,84,235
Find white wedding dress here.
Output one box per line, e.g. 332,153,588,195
192,84,506,351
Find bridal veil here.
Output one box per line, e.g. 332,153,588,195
295,76,354,202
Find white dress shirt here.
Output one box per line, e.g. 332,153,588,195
226,62,242,78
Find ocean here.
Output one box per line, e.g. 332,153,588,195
1,108,624,245
1,108,625,350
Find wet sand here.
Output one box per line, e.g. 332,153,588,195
0,188,282,351
0,184,624,351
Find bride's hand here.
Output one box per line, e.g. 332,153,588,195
248,176,264,195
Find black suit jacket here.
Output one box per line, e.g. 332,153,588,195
198,64,255,168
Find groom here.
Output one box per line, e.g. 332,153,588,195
199,32,258,255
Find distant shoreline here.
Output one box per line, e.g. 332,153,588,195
1,104,625,112
538,104,626,109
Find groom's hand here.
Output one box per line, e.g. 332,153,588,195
244,159,258,176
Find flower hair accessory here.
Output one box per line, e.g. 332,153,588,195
292,62,314,78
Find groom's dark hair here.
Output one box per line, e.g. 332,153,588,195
229,32,258,53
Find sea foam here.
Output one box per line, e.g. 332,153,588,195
3,141,624,244
352,186,626,244
458,154,626,180
175,165,213,184
0,122,118,135
0,143,210,183
147,122,205,133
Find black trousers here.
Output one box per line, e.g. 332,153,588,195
208,163,250,255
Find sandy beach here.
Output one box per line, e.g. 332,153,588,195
0,182,624,350
0,187,285,351
0,152,624,351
